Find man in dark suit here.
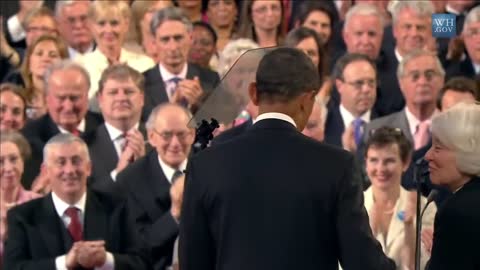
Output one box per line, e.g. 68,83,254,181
179,47,395,270
21,60,103,189
87,64,147,186
325,53,379,149
3,134,151,270
116,103,194,270
142,7,220,115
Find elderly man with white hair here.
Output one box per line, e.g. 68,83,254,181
424,102,480,270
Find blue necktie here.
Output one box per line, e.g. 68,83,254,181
169,77,188,107
353,118,365,146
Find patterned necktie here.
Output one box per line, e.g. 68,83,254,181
172,170,183,184
353,118,365,146
169,77,182,97
119,133,134,163
414,122,430,150
65,207,82,242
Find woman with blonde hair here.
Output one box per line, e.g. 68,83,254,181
4,35,68,119
425,102,480,269
76,0,155,101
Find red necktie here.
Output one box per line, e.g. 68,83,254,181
65,207,82,242
71,129,81,137
120,133,134,163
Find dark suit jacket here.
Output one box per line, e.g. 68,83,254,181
116,151,179,270
3,189,151,270
20,112,103,189
445,56,477,80
86,123,148,186
179,118,395,270
210,119,253,146
142,63,220,115
427,177,480,270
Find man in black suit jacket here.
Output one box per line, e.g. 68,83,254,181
179,48,395,270
142,7,220,115
86,64,148,186
116,103,194,270
21,61,103,189
3,134,151,270
325,53,379,148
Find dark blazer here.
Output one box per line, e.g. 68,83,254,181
116,150,179,270
179,118,395,270
86,123,148,186
427,177,480,270
210,119,253,146
20,112,103,189
142,63,220,115
3,189,152,270
445,56,477,80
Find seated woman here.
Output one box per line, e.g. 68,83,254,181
284,27,332,101
363,127,436,269
0,131,41,259
0,83,27,132
425,102,480,270
4,35,68,119
76,0,155,102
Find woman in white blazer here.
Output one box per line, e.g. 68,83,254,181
75,1,155,102
364,127,436,270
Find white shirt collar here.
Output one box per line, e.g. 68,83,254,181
57,119,86,134
253,112,297,128
395,48,403,63
404,107,435,136
159,63,188,82
473,62,480,74
158,156,187,184
339,104,371,129
68,43,95,59
104,122,140,141
445,4,462,15
51,191,87,218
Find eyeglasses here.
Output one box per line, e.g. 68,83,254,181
343,79,377,90
403,69,441,82
152,129,191,142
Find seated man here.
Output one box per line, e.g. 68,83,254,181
3,134,150,270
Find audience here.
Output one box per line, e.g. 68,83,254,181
206,0,239,51
5,35,69,119
0,83,27,132
188,21,218,70
294,1,334,47
54,0,94,59
437,76,479,111
0,131,41,259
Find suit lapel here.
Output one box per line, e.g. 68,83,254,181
83,191,109,242
148,66,169,105
38,195,66,256
44,115,61,141
399,110,414,142
94,125,119,171
386,189,407,248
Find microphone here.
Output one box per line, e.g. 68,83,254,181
415,190,438,270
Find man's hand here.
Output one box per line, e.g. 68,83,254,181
341,124,357,152
170,175,185,221
174,77,203,106
17,0,43,22
76,241,107,268
31,166,51,194
65,242,80,269
125,130,146,160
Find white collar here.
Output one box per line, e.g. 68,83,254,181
339,104,371,129
445,4,462,15
404,107,434,136
253,112,297,128
52,191,87,217
473,62,480,74
158,156,187,184
394,48,403,63
68,43,95,59
159,63,188,82
57,119,86,134
104,122,140,141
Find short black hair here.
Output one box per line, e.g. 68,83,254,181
332,53,377,81
365,127,412,164
193,21,218,44
256,47,321,103
437,76,480,110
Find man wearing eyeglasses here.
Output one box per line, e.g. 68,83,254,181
325,53,379,150
116,103,194,270
87,64,147,187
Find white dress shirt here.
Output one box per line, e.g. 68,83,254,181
339,104,371,130
6,15,25,42
159,63,188,101
404,107,434,138
68,43,95,59
254,112,297,128
57,119,86,134
51,192,115,270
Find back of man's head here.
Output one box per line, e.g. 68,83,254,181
255,47,321,103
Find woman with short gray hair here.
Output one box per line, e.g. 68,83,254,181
425,102,480,269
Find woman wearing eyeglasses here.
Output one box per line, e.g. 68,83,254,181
424,102,480,270
363,127,436,270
